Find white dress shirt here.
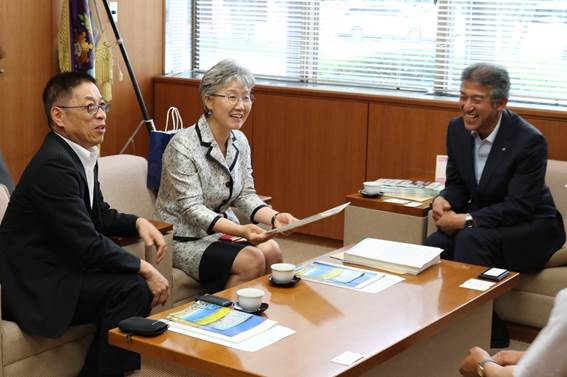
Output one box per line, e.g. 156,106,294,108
471,113,502,184
514,288,567,377
55,133,99,208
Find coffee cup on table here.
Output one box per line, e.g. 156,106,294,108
363,181,382,195
236,288,264,312
270,263,296,284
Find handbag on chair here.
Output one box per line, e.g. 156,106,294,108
147,107,184,190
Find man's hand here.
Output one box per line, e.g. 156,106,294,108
459,346,492,377
139,260,170,307
240,224,274,245
431,195,452,221
136,218,167,264
435,211,466,236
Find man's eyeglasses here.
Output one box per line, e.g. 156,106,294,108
210,93,254,106
56,103,111,115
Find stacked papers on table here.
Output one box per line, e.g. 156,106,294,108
343,238,443,275
367,179,444,199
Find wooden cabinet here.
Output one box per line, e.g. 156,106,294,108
252,93,367,239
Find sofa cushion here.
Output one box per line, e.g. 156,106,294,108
495,290,556,328
546,160,567,219
172,268,204,306
1,320,95,365
515,266,567,297
98,155,156,220
4,336,92,377
546,244,567,268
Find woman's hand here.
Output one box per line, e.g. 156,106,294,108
240,224,274,245
273,212,299,229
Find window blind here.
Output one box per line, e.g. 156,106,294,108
164,0,192,74
165,0,567,105
436,0,567,105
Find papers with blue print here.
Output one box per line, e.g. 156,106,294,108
166,301,276,343
296,260,385,290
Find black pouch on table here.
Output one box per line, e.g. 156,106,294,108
118,316,168,337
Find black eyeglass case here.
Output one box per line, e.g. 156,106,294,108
118,316,168,337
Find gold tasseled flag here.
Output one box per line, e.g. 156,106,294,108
92,0,114,101
58,0,73,73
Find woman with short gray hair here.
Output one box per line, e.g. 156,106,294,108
155,59,298,293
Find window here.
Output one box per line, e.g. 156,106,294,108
165,0,192,74
165,0,567,105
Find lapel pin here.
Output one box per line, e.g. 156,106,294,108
501,147,506,151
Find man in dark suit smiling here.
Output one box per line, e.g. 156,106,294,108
425,63,565,347
0,72,170,377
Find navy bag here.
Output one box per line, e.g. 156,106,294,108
147,107,184,190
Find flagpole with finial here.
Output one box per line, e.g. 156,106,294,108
99,0,156,153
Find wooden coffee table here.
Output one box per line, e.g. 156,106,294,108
109,247,518,377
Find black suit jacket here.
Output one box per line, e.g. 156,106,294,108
443,109,559,225
0,133,140,337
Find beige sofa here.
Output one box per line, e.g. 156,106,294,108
426,159,567,331
0,154,204,377
493,160,567,330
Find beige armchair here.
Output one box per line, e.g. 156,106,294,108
97,154,205,307
493,160,567,331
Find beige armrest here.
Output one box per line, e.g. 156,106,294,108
110,220,172,248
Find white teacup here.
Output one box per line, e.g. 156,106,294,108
236,288,264,311
270,263,296,284
363,181,382,195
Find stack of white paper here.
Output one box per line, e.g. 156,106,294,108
343,238,443,275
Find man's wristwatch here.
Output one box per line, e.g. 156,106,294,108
465,213,475,228
477,358,498,377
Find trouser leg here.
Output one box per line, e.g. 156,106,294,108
424,230,456,260
452,228,505,267
72,272,151,377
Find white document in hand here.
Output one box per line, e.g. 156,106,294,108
264,202,351,234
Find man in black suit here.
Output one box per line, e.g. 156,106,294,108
0,72,170,377
425,63,565,347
